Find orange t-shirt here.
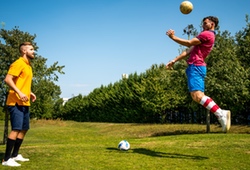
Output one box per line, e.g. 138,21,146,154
6,57,33,106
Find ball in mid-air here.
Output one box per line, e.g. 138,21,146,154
118,140,130,151
180,1,193,14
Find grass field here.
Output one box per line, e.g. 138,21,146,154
0,120,249,170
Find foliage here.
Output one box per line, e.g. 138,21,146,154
206,29,250,123
31,57,64,118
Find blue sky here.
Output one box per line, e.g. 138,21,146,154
1,0,249,98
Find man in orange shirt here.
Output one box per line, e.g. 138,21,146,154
2,42,36,167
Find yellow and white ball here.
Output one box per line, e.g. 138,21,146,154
180,1,193,14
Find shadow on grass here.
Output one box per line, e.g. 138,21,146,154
151,130,221,137
132,148,208,160
106,147,208,160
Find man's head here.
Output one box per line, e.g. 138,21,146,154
202,16,219,31
19,42,35,60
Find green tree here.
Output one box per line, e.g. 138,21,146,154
205,29,250,124
232,15,250,123
31,57,64,119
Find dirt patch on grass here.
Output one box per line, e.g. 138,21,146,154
30,119,67,127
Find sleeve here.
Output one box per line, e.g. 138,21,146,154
196,31,208,43
7,60,23,77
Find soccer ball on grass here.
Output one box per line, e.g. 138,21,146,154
118,140,130,151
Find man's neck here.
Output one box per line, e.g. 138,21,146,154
22,55,30,64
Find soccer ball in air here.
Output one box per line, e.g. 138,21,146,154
180,1,193,14
118,140,130,151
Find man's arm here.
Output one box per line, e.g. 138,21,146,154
166,29,201,47
166,47,194,69
4,74,29,102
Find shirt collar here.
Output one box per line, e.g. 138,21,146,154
20,57,30,65
208,30,216,35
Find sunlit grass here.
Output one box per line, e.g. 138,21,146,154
0,120,249,170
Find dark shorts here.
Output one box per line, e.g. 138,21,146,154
185,64,206,92
8,104,30,131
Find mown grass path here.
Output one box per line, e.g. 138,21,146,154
0,120,249,170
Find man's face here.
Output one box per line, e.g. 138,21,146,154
202,19,214,31
24,45,35,59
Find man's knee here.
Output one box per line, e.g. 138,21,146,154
190,91,204,103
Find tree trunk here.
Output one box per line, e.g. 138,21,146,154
2,106,8,144
206,110,210,133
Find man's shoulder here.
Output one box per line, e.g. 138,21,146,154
12,57,29,66
197,31,215,42
12,57,23,64
199,30,215,36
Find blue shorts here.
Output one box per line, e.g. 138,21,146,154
8,104,30,131
185,64,206,92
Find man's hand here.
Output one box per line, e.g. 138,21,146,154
18,93,29,102
166,29,175,39
166,60,176,70
30,92,36,102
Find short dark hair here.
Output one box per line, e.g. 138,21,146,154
19,42,33,53
203,16,219,28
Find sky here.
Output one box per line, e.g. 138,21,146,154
1,0,249,98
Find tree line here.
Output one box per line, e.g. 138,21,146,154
1,15,250,125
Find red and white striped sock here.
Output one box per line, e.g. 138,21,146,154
200,96,222,117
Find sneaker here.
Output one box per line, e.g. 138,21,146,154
2,158,21,167
218,110,231,132
13,154,30,162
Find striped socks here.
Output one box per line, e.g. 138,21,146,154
200,96,222,117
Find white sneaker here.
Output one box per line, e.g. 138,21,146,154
2,158,21,167
13,154,30,162
218,110,231,132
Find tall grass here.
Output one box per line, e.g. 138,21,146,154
0,120,249,170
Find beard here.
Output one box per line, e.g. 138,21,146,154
203,24,213,31
27,53,35,59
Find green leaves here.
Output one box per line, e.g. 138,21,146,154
205,16,250,117
60,64,189,123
